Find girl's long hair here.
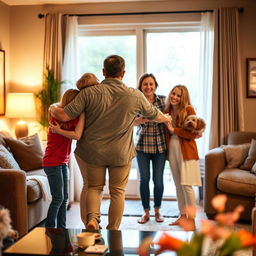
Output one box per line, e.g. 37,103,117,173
60,89,80,107
164,85,191,125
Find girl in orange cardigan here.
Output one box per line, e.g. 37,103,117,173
164,85,202,230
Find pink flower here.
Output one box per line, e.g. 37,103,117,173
215,205,244,226
211,194,227,212
200,219,231,240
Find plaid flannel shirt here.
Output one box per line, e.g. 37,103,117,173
136,94,167,153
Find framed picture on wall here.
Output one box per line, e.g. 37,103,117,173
0,50,5,115
247,58,256,98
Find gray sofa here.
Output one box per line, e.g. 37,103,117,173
0,131,50,237
204,131,256,221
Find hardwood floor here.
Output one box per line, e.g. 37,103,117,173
66,199,208,231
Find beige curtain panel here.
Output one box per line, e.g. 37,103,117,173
210,7,244,148
43,13,63,81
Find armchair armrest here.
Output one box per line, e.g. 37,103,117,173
204,147,226,216
0,169,28,236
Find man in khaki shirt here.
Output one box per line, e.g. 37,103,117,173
50,55,172,230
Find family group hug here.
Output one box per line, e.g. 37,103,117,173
42,54,205,232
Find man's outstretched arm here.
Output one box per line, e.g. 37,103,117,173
49,103,71,122
154,111,172,123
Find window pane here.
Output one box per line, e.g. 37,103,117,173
146,32,200,198
146,32,200,111
78,35,136,87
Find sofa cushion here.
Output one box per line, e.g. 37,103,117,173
221,143,250,168
27,179,42,203
240,139,256,170
217,168,256,197
0,145,20,169
4,134,43,171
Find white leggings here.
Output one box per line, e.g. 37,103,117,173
169,136,196,217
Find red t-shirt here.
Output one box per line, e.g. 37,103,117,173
42,117,79,167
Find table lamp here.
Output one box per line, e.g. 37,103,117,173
6,93,36,138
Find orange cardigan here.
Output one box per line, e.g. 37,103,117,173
165,106,199,161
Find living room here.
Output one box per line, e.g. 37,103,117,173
0,0,256,255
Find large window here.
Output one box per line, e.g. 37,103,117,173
78,22,201,198
146,31,200,109
78,35,136,86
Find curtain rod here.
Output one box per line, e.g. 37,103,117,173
38,8,243,19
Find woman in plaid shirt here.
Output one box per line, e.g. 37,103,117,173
135,73,167,224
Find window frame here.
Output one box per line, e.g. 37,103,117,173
79,20,201,81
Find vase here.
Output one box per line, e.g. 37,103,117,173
200,236,226,256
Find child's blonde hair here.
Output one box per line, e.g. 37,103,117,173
60,89,80,107
165,85,192,124
76,73,99,90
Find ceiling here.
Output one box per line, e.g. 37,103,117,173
1,0,153,6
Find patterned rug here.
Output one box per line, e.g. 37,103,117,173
100,199,179,217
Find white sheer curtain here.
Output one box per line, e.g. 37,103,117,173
197,12,214,157
62,16,80,95
62,16,83,202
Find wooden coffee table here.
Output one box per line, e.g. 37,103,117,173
3,227,194,255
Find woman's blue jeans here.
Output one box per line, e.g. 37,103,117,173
44,164,69,228
136,151,166,210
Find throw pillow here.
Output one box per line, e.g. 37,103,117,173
251,161,256,175
4,133,43,171
0,145,20,169
240,139,256,170
221,143,250,168
0,131,13,147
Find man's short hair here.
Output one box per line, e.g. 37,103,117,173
103,55,125,77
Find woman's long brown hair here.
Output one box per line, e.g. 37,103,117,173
164,85,191,125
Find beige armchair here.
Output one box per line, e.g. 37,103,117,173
204,131,256,221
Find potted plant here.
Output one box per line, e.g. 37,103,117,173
35,68,64,138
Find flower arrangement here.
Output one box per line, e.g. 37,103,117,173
138,194,256,256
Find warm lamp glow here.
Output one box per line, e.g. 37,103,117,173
6,93,36,138
6,93,36,118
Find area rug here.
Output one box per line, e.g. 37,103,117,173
100,199,179,218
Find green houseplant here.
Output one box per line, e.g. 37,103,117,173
35,67,64,129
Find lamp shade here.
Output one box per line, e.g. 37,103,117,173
6,93,36,118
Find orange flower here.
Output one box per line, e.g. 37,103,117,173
236,229,256,247
211,194,227,212
155,232,186,252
